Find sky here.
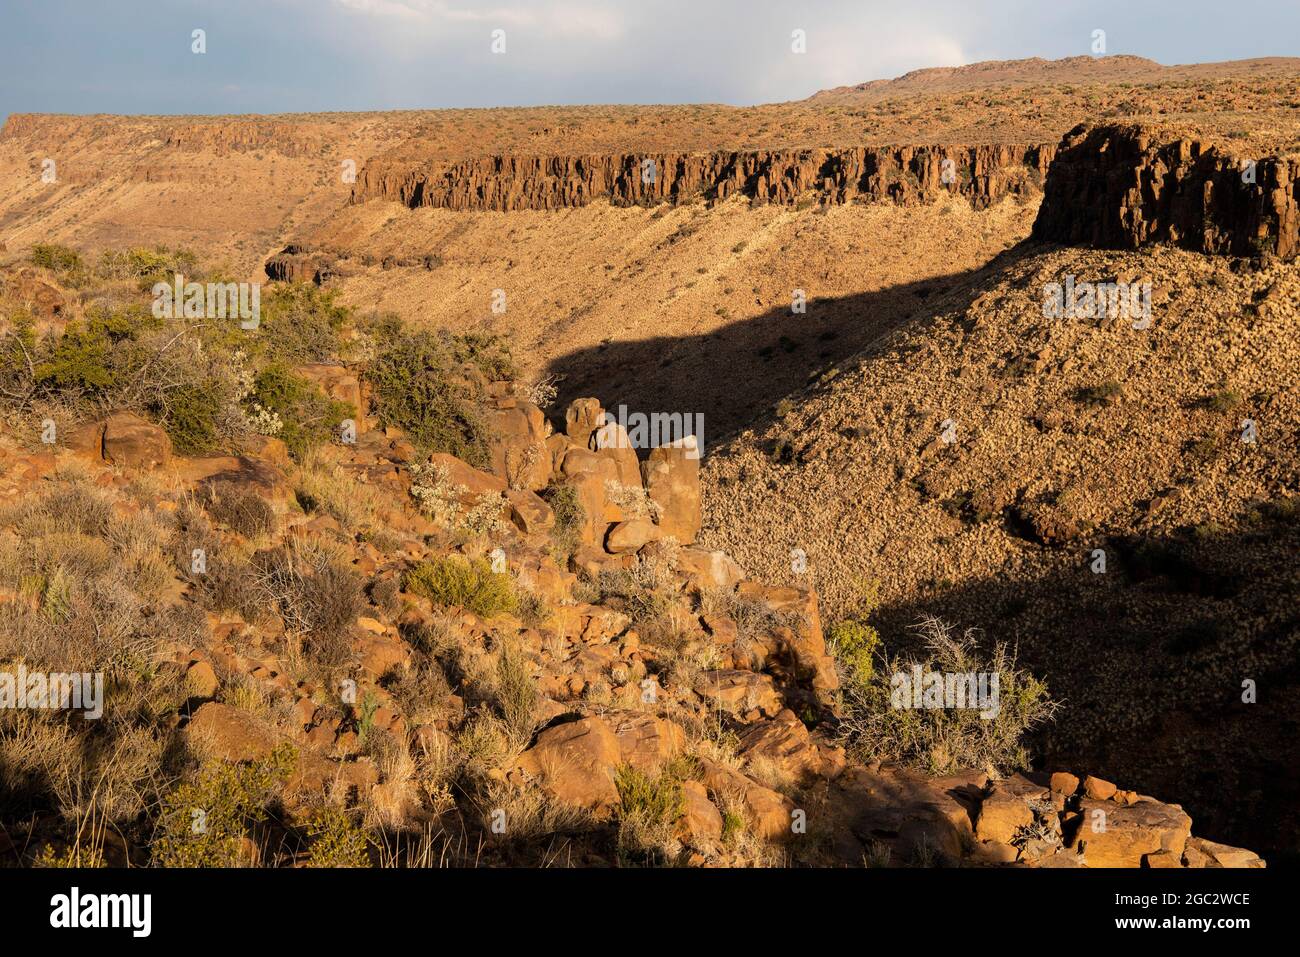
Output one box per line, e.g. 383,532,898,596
1,0,1297,122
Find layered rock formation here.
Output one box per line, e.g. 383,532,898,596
1034,123,1300,259
349,143,1054,212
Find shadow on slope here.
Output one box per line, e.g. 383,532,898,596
868,512,1300,864
544,242,1043,443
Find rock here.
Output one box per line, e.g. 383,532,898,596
1035,124,1300,260
591,419,642,489
185,703,378,809
975,774,1048,844
677,780,723,846
102,412,171,470
696,757,796,842
1083,774,1117,800
1076,797,1192,868
605,518,661,554
829,766,984,865
738,709,845,785
694,670,782,719
607,711,685,771
183,660,219,699
641,439,701,544
564,398,604,441
506,488,555,536
513,716,622,815
489,402,551,490
735,582,838,700
1049,771,1080,795
677,547,745,590
559,448,621,544
1143,850,1183,867
426,452,507,501
295,364,361,423
1184,837,1267,868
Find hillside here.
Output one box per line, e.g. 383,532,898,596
0,55,1295,871
699,127,1300,860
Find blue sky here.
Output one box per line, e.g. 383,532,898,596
1,0,1296,122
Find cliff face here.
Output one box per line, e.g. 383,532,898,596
1034,124,1300,259
349,143,1055,211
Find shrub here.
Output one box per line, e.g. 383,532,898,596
30,244,83,276
248,363,351,459
366,329,493,466
836,616,1058,776
614,758,692,864
198,481,277,538
98,246,200,291
152,744,297,867
257,284,351,365
257,544,365,660
1073,380,1122,407
829,619,880,689
304,806,370,867
404,555,518,619
495,639,537,749
1203,388,1244,413
540,483,585,558
162,383,226,455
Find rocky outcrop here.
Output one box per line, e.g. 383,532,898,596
350,143,1054,212
1034,123,1300,259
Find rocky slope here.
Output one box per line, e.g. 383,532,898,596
699,126,1300,860
0,317,1265,866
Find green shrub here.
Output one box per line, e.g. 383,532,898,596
248,363,352,460
98,246,200,290
836,616,1058,776
540,483,585,557
366,329,494,466
163,383,225,455
829,619,880,689
404,555,518,618
152,744,296,867
30,244,83,276
304,806,369,867
258,284,351,365
614,757,694,863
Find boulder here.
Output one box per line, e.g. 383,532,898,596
506,488,555,536
591,419,642,489
677,547,745,590
738,709,846,785
102,412,171,470
974,774,1048,844
607,711,686,771
677,780,724,846
605,518,661,554
694,670,781,720
513,716,622,815
564,398,604,442
1075,797,1192,867
489,402,551,490
641,438,701,544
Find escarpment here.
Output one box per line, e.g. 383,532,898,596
1034,123,1300,259
348,143,1056,211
